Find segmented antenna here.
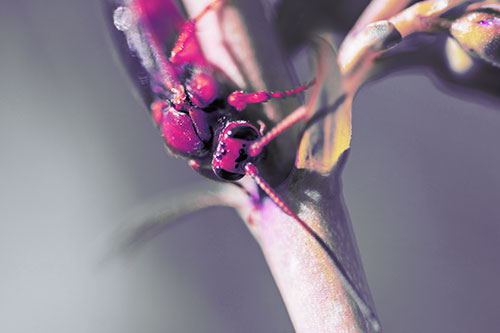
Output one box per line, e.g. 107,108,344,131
228,80,315,111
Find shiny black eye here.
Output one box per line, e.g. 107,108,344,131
228,126,259,141
214,167,244,181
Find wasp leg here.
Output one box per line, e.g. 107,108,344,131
170,0,223,61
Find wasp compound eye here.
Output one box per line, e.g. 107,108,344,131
227,125,259,141
211,122,260,181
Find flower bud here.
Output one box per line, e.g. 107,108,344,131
450,10,500,67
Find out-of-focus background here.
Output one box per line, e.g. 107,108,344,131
1,0,499,332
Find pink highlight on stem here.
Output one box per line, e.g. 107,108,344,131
245,162,304,232
245,162,379,330
255,197,359,332
228,80,315,111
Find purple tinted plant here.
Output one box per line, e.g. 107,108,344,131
105,0,500,331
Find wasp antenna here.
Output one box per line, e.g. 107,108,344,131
244,163,298,218
245,78,319,157
228,80,315,111
244,162,380,329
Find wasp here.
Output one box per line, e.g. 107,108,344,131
110,0,315,222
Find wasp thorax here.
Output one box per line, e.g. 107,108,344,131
212,122,260,181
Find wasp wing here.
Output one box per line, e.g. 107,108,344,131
104,0,186,108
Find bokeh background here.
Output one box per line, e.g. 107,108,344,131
1,0,499,332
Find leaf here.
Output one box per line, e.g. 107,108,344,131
296,35,349,175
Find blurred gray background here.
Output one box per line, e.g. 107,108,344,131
1,0,499,332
